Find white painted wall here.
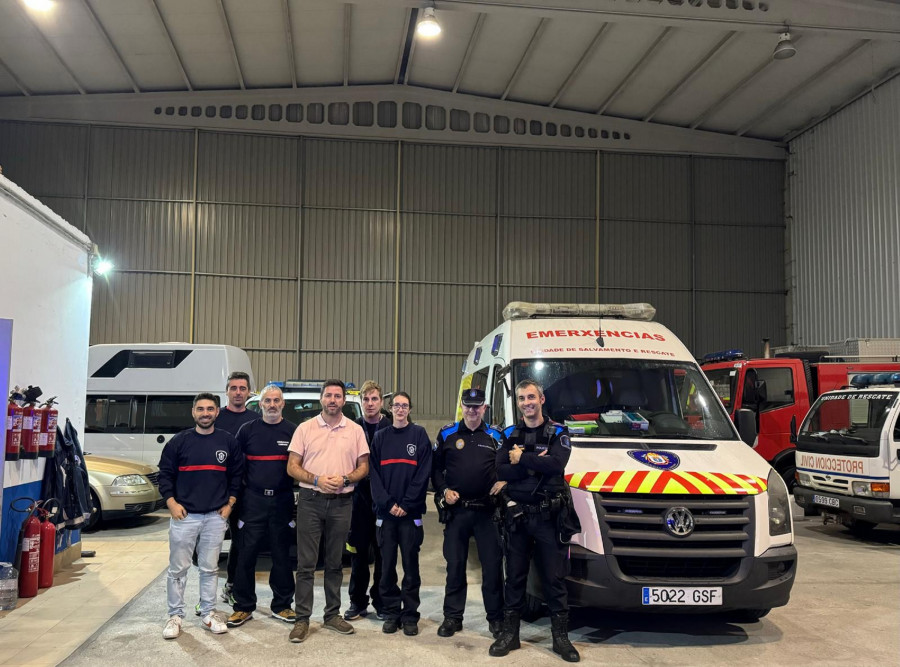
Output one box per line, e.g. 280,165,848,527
0,175,93,492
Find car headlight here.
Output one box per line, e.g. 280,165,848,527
767,469,792,536
109,474,150,495
112,474,148,486
851,481,889,498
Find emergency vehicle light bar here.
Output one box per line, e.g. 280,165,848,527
850,373,900,388
284,379,356,389
502,302,656,322
701,349,746,364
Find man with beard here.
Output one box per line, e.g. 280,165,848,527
344,380,391,621
209,371,258,608
287,379,370,643
159,393,243,640
227,384,297,628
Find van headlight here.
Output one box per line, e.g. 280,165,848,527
852,481,890,498
767,469,792,536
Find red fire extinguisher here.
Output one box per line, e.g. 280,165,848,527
5,391,24,461
18,386,43,460
39,397,58,458
11,499,40,598
37,502,58,589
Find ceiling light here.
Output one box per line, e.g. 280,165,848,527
773,31,796,60
417,5,441,38
93,258,114,276
23,0,55,10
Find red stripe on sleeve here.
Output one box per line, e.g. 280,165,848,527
178,465,227,472
246,455,289,461
380,458,417,466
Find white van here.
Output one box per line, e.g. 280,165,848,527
793,372,900,533
84,343,255,464
461,302,797,619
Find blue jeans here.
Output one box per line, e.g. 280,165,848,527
167,511,228,618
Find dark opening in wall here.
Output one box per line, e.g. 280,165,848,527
328,102,349,125
378,101,397,128
353,102,374,126
425,105,446,130
402,102,422,129
286,104,303,122
449,109,470,132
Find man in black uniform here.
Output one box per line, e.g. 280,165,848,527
212,371,259,607
489,379,580,663
345,380,391,621
432,388,504,639
226,384,297,628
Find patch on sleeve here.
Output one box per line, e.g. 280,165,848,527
559,435,571,450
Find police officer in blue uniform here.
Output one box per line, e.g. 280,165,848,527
432,388,505,639
490,379,580,663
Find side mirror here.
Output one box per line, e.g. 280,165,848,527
790,415,797,444
483,404,493,426
735,409,758,446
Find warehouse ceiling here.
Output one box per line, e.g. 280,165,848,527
0,0,899,143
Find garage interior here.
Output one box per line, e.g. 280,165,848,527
0,0,899,665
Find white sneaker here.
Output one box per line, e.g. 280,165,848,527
163,615,182,640
202,612,228,634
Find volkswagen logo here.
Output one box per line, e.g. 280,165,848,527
664,507,694,537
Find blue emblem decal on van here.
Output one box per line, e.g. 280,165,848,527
627,450,680,470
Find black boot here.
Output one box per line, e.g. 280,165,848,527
550,612,580,662
489,611,521,657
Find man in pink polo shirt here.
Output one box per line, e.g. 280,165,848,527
286,379,369,644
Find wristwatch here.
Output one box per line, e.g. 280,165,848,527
342,475,351,488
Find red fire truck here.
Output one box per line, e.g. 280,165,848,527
701,339,900,489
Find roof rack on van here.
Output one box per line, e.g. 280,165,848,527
502,302,656,322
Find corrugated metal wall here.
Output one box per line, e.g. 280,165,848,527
788,76,900,344
0,120,785,417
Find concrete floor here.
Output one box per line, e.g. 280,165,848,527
51,504,900,667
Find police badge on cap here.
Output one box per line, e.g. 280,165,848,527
461,388,486,406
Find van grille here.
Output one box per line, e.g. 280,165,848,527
596,493,752,581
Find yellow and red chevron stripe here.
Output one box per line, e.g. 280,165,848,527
565,470,767,495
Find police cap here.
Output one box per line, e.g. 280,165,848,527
461,388,486,406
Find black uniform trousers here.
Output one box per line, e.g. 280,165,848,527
442,506,504,622
232,488,295,614
347,479,383,612
225,500,241,585
377,518,424,623
503,512,569,615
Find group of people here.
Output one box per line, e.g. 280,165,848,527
156,372,581,662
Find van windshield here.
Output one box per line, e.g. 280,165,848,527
247,397,362,423
797,391,896,457
512,358,736,440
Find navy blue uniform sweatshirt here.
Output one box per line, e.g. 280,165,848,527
496,420,571,504
369,423,432,520
215,407,260,435
432,420,503,500
235,418,296,495
158,428,244,514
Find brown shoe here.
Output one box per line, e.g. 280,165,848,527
323,615,355,635
289,620,310,643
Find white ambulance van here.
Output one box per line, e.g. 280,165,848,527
461,302,797,619
793,372,900,534
84,343,255,464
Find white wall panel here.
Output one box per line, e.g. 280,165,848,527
788,75,900,343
